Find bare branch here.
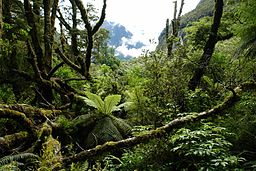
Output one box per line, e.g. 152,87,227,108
177,0,184,20
92,0,107,34
57,9,72,31
74,0,92,32
51,0,59,30
27,41,44,81
55,48,81,72
47,62,65,79
173,1,177,20
24,0,44,70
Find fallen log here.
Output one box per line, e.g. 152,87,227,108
62,82,256,164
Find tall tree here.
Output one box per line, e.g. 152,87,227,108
188,0,224,91
24,0,59,104
56,0,107,79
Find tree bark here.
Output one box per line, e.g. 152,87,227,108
188,0,224,91
70,0,79,57
0,0,2,38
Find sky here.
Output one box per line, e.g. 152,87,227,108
88,0,201,57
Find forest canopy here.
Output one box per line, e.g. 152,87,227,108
0,0,256,170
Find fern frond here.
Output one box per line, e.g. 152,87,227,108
104,95,121,115
84,92,104,112
0,153,39,166
116,102,133,111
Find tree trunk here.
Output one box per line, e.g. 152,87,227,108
188,0,224,91
70,0,79,57
0,0,2,38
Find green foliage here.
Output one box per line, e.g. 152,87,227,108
56,115,73,131
0,85,16,104
0,153,39,167
219,92,256,167
185,88,214,112
92,64,124,97
118,139,170,171
82,92,128,116
124,87,150,124
169,123,241,170
0,162,21,171
228,0,256,58
116,122,241,170
38,136,63,171
185,16,212,49
70,161,89,171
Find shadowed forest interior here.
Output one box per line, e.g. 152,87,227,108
0,0,256,170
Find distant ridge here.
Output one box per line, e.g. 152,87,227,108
102,21,145,60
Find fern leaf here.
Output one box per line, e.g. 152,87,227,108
104,95,121,115
84,92,104,113
116,102,133,111
0,153,39,166
78,95,97,109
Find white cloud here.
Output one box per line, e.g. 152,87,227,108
116,44,144,57
87,0,201,56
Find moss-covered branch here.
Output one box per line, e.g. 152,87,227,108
62,82,256,164
0,108,37,137
0,104,63,119
0,131,29,155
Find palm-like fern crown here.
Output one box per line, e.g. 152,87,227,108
82,92,128,115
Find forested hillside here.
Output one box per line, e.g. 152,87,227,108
0,0,256,170
158,0,215,49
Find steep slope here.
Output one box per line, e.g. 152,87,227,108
157,0,214,49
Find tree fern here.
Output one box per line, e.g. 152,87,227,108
110,116,132,137
78,92,132,148
73,113,102,128
85,117,123,148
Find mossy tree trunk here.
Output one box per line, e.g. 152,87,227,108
188,0,224,91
